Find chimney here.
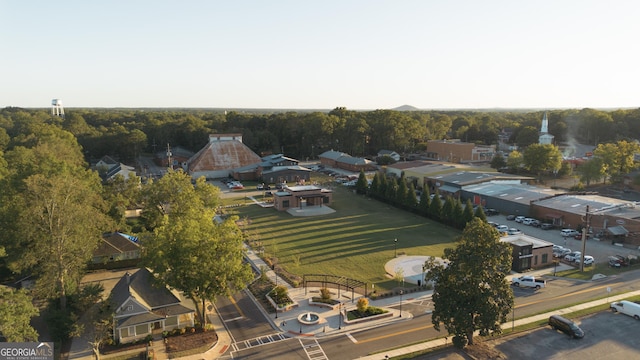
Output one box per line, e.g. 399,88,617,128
125,272,131,285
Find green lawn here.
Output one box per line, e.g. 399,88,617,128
226,185,461,291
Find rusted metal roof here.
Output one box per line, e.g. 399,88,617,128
189,138,261,172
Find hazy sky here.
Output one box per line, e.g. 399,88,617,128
2,1,639,110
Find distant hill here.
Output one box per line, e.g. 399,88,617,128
392,104,419,111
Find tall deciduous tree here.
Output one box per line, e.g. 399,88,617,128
2,125,111,310
142,171,252,323
425,218,513,348
522,144,562,181
18,171,110,309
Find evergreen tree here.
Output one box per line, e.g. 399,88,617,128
429,191,443,221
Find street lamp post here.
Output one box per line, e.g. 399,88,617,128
399,289,403,317
553,260,558,276
338,303,342,330
272,264,278,319
394,238,398,258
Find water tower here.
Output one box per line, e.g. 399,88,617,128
51,99,65,118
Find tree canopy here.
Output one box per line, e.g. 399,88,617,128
425,218,514,348
142,171,252,323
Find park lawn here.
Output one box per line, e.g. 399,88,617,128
228,185,461,292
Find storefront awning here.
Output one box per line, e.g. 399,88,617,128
607,225,628,236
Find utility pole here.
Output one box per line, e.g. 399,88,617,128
580,205,590,272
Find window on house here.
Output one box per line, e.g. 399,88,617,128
534,255,538,265
542,253,548,264
135,324,149,335
283,200,289,208
126,305,133,311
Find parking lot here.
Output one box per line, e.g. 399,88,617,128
487,213,640,269
492,310,640,359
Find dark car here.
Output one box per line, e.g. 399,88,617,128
485,208,499,216
549,315,584,339
540,223,554,230
506,214,516,221
612,255,628,266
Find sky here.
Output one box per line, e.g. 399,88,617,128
1,1,639,110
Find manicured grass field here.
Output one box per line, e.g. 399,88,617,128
227,184,461,291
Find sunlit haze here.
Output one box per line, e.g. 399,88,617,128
2,1,639,110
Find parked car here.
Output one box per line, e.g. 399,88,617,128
553,245,565,251
564,251,582,262
515,216,526,223
540,223,554,230
608,255,628,267
574,255,594,265
554,248,572,258
522,218,538,226
561,229,580,237
496,225,509,232
485,208,499,216
549,315,584,338
487,221,499,228
574,232,591,240
609,256,622,268
506,214,516,221
507,228,523,235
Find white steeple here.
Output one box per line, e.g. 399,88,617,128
540,111,549,134
539,111,554,145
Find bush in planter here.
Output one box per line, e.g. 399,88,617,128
357,298,369,314
320,287,332,301
269,285,289,306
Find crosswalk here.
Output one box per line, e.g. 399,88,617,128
299,338,328,360
232,332,288,351
231,333,329,360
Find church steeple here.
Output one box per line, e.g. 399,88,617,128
539,111,554,145
541,112,549,134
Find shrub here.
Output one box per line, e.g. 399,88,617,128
320,288,332,301
357,298,369,314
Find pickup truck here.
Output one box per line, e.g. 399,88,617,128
511,276,546,289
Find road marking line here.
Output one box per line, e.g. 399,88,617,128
356,324,435,344
517,283,619,308
347,333,358,343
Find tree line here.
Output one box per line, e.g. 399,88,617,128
3,106,640,165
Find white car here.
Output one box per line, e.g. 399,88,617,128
554,248,572,258
507,228,523,235
515,216,526,223
522,218,537,226
575,255,594,265
561,229,580,237
496,225,509,232
564,251,582,262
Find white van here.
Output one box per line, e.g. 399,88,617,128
610,300,640,320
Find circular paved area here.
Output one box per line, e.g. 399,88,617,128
384,255,447,284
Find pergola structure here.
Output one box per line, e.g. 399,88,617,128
302,274,368,302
